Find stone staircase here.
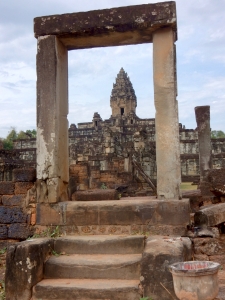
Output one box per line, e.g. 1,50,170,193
32,235,144,300
6,198,191,300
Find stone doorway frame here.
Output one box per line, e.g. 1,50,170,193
34,1,181,203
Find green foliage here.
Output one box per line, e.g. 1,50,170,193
0,248,6,255
211,130,225,139
27,226,61,239
1,127,37,150
0,280,5,300
101,183,107,189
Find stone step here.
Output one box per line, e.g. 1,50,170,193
44,253,142,280
32,278,141,300
36,198,190,236
54,235,145,254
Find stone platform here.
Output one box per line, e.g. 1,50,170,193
36,197,190,236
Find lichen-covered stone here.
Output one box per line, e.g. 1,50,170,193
34,2,177,49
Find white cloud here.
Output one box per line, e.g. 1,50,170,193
0,0,225,137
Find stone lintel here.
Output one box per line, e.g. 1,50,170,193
34,2,177,50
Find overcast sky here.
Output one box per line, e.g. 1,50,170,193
0,0,225,138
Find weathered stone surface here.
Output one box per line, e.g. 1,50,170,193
33,278,141,300
36,198,190,227
44,253,141,280
54,235,145,255
207,168,225,186
193,237,225,256
72,189,119,201
153,27,181,199
195,106,212,181
0,207,27,224
140,236,192,300
8,224,33,240
0,182,15,195
194,203,225,226
36,34,69,203
34,2,177,49
110,68,136,117
15,182,34,194
0,225,8,239
2,194,25,206
13,168,36,182
5,238,54,300
36,203,62,225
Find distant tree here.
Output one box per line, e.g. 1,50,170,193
3,127,17,150
25,129,37,138
211,130,225,139
1,127,37,150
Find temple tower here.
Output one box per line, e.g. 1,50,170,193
110,68,137,117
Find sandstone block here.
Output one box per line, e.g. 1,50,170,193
8,223,33,240
140,236,192,300
72,189,119,201
0,207,27,223
5,238,54,300
36,203,62,226
13,168,36,182
194,202,225,226
2,194,25,206
0,225,8,239
0,182,15,195
15,182,34,194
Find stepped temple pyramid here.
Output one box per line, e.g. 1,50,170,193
67,67,225,193
3,3,225,300
2,68,225,196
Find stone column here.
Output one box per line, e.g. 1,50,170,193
36,35,69,203
153,27,181,199
195,106,212,181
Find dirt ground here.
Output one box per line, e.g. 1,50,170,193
215,268,225,300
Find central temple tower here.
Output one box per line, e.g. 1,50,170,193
110,68,137,118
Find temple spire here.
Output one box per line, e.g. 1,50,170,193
110,68,137,117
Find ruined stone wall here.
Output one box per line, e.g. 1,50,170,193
0,169,36,241
0,149,36,182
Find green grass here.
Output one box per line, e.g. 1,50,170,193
180,182,197,191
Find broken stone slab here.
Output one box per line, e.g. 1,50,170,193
5,238,54,300
140,235,192,300
72,189,119,201
34,2,177,49
194,203,225,227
